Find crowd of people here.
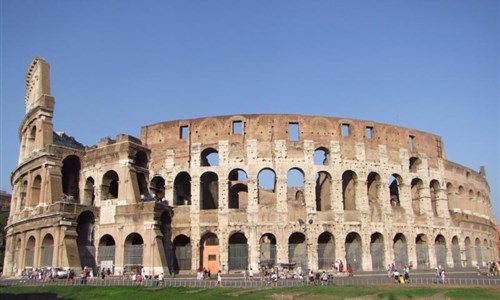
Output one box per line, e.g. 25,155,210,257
17,260,500,288
387,263,410,284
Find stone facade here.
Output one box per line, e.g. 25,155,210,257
2,58,498,277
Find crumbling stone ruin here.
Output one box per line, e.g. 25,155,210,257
2,57,497,277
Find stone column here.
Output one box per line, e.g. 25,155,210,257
356,178,369,214
276,229,288,265
362,233,372,271
332,178,344,219
3,231,15,276
249,227,258,271
307,227,318,271
114,227,125,276
385,234,395,269
276,177,287,213
246,177,258,213
407,233,417,270
190,231,201,272
428,241,437,269
219,233,228,273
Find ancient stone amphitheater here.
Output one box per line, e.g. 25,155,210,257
3,57,497,277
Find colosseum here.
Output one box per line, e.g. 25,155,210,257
2,57,498,277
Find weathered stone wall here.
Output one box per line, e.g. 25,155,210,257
3,59,497,278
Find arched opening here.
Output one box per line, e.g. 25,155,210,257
77,211,96,269
367,172,382,222
313,147,329,165
259,234,277,268
124,233,144,268
173,235,191,272
287,168,305,202
135,151,148,168
458,186,465,202
451,236,461,268
464,237,472,267
430,180,440,217
136,173,149,200
83,177,95,206
411,178,423,215
434,234,447,268
475,238,482,266
228,232,248,271
258,168,276,205
98,235,116,273
315,171,332,211
201,148,219,166
228,169,248,209
393,233,408,270
174,172,191,205
62,155,81,201
289,232,307,270
389,174,402,207
200,233,219,274
415,234,429,269
345,232,362,271
159,212,173,273
409,157,421,173
150,176,165,201
200,172,219,209
25,236,36,267
30,175,42,206
102,170,119,200
41,234,54,267
342,170,357,210
318,232,335,269
370,232,385,271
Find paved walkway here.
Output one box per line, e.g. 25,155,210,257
2,267,499,288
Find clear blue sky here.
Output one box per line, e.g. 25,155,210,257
1,1,499,218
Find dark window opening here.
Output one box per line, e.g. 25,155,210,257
366,127,373,140
174,172,192,205
289,122,299,141
180,126,189,139
232,120,243,135
62,155,81,200
342,124,350,137
409,135,415,152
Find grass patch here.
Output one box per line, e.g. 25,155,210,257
0,285,499,300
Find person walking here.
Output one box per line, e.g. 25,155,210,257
216,270,222,287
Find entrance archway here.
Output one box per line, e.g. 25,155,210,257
98,235,116,273
200,233,219,274
345,232,362,271
77,211,96,269
124,233,144,268
173,235,191,272
228,232,248,271
259,234,277,268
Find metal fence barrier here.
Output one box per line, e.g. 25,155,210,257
2,275,499,288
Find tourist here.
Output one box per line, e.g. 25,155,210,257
216,270,222,287
321,271,329,285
